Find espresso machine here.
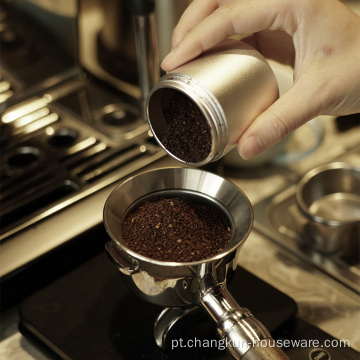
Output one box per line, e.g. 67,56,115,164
1,1,360,359
78,0,189,113
0,0,188,308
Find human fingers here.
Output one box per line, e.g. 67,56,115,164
162,1,239,72
161,0,295,72
238,0,360,159
242,31,295,67
171,0,221,49
238,53,360,160
238,76,322,160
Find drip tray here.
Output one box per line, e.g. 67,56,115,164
0,73,168,310
253,148,360,295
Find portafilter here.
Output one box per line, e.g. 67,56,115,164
104,167,289,359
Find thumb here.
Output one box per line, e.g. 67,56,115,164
238,76,323,160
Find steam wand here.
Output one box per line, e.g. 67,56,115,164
126,0,160,118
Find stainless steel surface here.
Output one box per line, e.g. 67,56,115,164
0,0,187,296
133,12,160,115
0,78,13,105
146,42,279,166
0,71,167,280
127,0,161,115
253,147,360,295
0,0,78,109
154,0,190,63
294,162,360,254
97,0,137,72
200,282,289,359
96,0,188,71
104,167,288,359
296,163,360,224
79,0,187,100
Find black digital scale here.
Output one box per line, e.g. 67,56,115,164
19,251,359,360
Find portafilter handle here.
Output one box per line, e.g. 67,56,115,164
200,281,290,359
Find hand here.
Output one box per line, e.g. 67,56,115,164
161,0,360,159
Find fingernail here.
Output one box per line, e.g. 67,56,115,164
240,136,264,159
161,50,175,69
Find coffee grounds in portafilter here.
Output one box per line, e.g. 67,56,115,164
162,92,211,163
121,197,231,262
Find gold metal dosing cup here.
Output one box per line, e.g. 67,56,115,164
104,167,289,359
146,42,279,166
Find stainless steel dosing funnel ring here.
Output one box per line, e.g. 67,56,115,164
104,167,289,359
103,167,254,273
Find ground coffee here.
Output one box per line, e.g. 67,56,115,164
121,197,231,262
162,92,211,163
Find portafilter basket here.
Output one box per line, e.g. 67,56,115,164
104,168,289,359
